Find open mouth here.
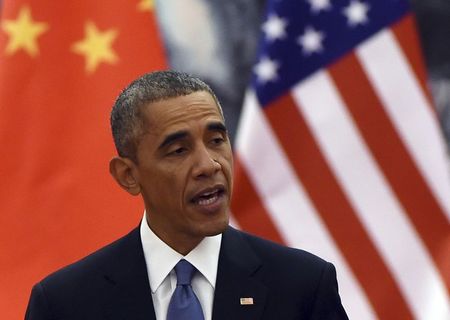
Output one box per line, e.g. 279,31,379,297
191,186,225,206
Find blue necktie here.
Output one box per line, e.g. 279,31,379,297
167,260,205,320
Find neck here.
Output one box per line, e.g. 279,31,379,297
145,214,203,255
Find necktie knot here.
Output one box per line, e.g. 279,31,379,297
174,259,196,285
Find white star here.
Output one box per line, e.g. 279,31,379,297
254,56,280,83
307,0,332,13
262,14,288,42
343,0,370,26
297,26,325,55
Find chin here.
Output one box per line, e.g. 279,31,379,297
201,216,229,237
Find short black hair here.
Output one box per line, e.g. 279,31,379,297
110,70,222,163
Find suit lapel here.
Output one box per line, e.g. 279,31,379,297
101,227,156,320
212,227,268,320
96,226,269,320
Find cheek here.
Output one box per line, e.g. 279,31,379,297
221,153,234,180
164,162,191,193
223,147,234,169
143,165,178,193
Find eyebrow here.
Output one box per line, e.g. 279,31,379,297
158,131,188,150
207,121,228,134
158,121,228,150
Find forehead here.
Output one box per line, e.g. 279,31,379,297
143,91,223,132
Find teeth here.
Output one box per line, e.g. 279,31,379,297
201,189,217,197
197,193,218,206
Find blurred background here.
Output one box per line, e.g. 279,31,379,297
1,0,449,319
156,0,450,149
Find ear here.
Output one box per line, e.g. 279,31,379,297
109,156,141,196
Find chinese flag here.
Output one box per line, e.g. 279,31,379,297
0,1,166,318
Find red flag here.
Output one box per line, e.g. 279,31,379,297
0,1,166,318
232,0,450,319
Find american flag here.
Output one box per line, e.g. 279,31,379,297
231,0,450,319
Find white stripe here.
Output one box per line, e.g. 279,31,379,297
357,29,450,221
235,90,377,320
292,70,450,320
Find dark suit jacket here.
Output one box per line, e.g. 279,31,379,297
25,226,348,319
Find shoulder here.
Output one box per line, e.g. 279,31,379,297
25,227,145,319
41,227,141,285
225,226,328,268
220,227,348,318
222,226,334,288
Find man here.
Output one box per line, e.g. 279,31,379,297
25,71,349,319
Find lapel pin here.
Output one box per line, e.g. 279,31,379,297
240,297,254,305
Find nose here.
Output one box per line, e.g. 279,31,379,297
192,145,221,179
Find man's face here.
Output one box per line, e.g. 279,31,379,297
134,91,233,252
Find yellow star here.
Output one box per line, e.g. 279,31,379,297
72,21,118,74
137,0,154,12
1,6,49,57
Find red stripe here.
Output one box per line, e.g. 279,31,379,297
231,155,286,244
329,52,450,290
265,94,414,319
391,14,435,111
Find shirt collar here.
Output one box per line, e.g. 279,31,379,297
140,213,222,293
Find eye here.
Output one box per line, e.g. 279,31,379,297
212,137,224,144
210,134,226,146
167,147,187,156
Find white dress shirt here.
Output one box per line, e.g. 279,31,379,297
140,214,222,320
